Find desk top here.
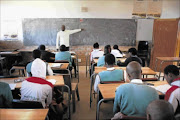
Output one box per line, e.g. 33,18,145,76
93,57,126,63
98,81,167,99
18,49,34,52
0,75,64,88
95,67,156,75
0,109,48,120
48,63,69,70
0,52,20,55
156,57,180,61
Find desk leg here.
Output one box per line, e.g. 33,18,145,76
64,85,71,120
96,99,104,120
158,61,164,80
90,74,96,108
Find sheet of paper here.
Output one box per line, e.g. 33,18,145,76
9,84,16,90
47,79,57,85
155,84,171,94
0,52,12,54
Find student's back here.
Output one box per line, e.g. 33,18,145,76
55,45,72,65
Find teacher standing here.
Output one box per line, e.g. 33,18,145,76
56,25,83,51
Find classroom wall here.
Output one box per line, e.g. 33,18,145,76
0,0,179,65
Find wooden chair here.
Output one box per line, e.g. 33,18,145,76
55,69,80,113
9,66,26,77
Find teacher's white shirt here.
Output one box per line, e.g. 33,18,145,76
56,29,81,49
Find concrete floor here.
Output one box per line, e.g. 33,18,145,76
71,66,114,120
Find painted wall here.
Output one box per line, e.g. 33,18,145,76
0,0,179,41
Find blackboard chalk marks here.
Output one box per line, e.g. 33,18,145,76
23,18,136,46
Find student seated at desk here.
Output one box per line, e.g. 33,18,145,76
0,82,13,108
55,45,72,66
118,48,142,66
163,65,180,115
94,54,124,93
21,58,53,108
146,100,175,120
90,42,104,63
97,45,112,67
38,44,55,62
111,45,123,58
26,49,53,77
113,61,158,117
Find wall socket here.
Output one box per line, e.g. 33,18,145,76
78,59,81,62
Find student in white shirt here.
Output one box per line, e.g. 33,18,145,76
21,58,53,108
164,65,180,115
111,45,123,58
90,42,104,62
56,25,83,51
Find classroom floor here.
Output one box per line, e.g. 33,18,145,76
71,66,114,120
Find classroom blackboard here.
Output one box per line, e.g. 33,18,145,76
23,18,137,46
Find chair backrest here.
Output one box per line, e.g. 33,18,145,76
119,115,147,120
12,99,43,109
100,80,125,84
63,74,72,93
55,60,69,63
138,41,148,51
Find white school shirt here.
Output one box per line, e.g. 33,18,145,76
56,29,81,49
169,80,180,112
111,49,123,58
20,80,52,108
90,49,104,62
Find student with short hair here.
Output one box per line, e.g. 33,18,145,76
164,65,180,114
111,45,123,58
113,61,158,117
97,45,112,67
94,54,124,92
90,42,104,62
146,100,175,120
38,44,55,62
55,45,72,66
118,48,142,66
26,49,53,77
21,57,53,108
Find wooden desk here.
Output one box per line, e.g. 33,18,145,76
0,109,48,120
48,63,69,70
93,57,126,63
155,57,180,80
94,67,156,75
96,81,167,120
0,76,64,89
18,49,34,52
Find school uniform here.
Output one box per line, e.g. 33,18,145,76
21,58,53,108
118,55,142,66
94,67,124,92
111,49,123,58
40,50,55,62
165,78,180,113
90,49,104,62
0,82,13,107
97,55,117,67
55,51,72,66
26,58,53,77
113,79,159,117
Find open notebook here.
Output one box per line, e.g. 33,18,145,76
150,84,171,94
47,79,57,85
51,63,62,68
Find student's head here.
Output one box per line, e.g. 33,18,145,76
128,48,137,56
60,45,67,51
113,45,118,50
146,100,175,120
105,54,115,66
93,42,99,49
38,45,45,51
32,49,41,59
61,25,65,31
164,65,179,85
104,45,111,55
126,61,142,80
